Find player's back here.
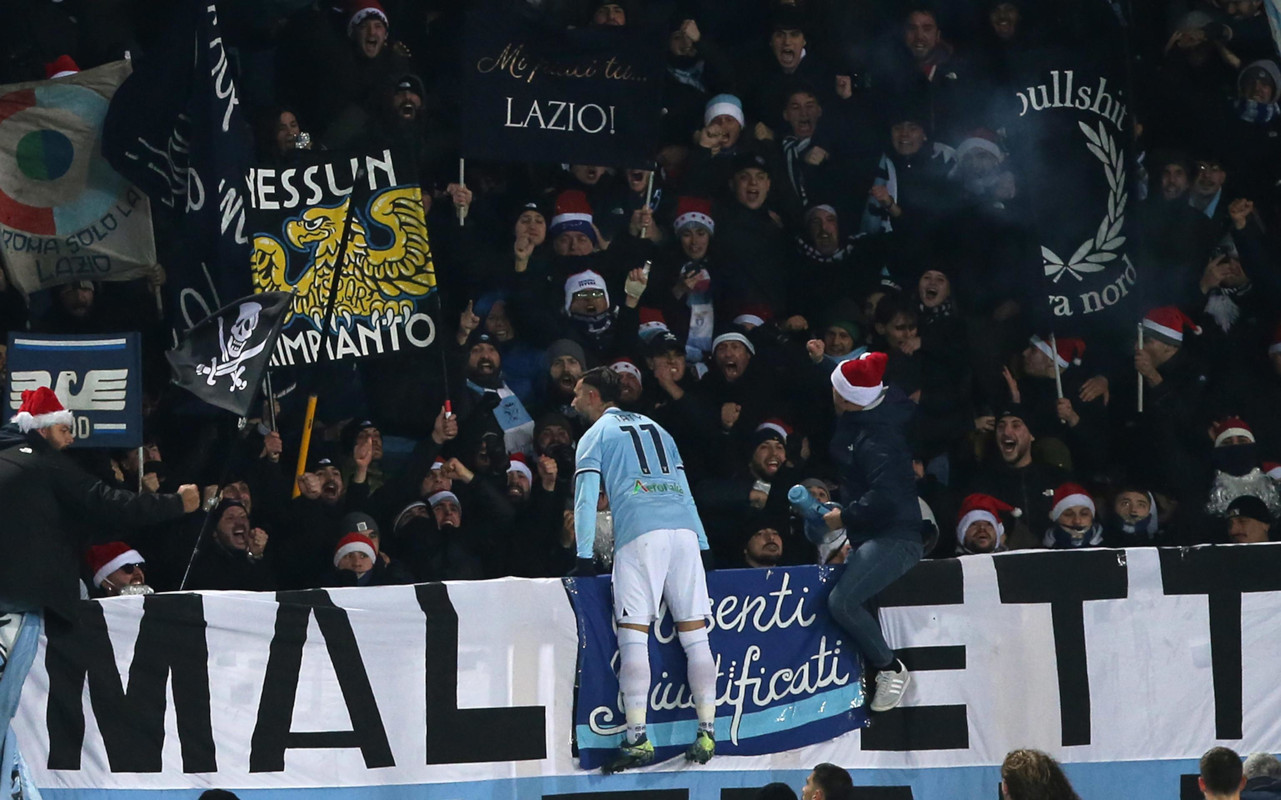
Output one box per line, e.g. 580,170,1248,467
580,408,700,548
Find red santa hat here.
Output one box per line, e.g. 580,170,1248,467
430,457,446,471
506,452,533,483
1029,334,1085,370
1211,416,1255,447
950,129,1004,177
732,304,772,330
673,196,714,235
955,493,1019,545
333,533,376,567
45,55,80,80
1264,461,1281,481
1141,306,1201,347
345,0,389,36
1049,483,1096,521
1269,321,1281,356
85,542,144,589
609,357,643,384
637,307,670,340
830,352,888,407
10,387,74,433
756,418,792,443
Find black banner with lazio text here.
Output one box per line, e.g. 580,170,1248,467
461,0,666,168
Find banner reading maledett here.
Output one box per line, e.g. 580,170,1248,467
461,0,665,167
0,61,154,296
14,549,1281,800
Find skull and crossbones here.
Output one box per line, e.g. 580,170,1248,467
196,302,268,391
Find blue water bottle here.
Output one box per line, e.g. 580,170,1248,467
789,484,837,543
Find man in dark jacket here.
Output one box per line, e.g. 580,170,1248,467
0,387,197,771
820,353,921,713
182,499,276,592
0,388,197,623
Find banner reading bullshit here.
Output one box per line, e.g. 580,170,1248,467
462,1,666,167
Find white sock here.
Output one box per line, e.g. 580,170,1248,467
616,627,650,743
678,625,717,735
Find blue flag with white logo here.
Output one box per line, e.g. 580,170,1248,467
566,565,868,769
5,332,143,447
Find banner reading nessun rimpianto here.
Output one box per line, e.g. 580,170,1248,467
246,148,437,366
461,0,665,168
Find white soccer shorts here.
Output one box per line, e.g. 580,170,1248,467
611,528,711,626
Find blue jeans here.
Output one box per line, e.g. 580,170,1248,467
1,612,43,800
828,536,922,669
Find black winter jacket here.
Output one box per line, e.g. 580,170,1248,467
829,388,922,544
0,425,186,622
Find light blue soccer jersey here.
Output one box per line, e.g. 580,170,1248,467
573,407,709,559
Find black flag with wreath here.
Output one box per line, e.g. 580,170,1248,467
1003,0,1137,335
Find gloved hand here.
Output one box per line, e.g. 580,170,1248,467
700,549,715,572
569,557,597,577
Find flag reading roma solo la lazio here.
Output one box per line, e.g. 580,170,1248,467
1004,1,1139,334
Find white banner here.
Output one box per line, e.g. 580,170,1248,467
13,546,1281,800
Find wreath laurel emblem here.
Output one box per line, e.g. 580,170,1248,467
1042,121,1126,282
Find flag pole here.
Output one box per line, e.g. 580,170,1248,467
433,291,453,418
291,393,318,498
1050,333,1063,400
639,170,654,239
263,371,277,432
1136,323,1145,413
457,158,466,227
137,446,144,492
318,172,369,363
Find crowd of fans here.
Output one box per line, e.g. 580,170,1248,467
3,0,1281,597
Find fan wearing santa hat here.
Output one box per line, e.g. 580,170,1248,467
955,493,1019,555
1007,333,1108,473
0,389,198,712
1044,483,1105,549
84,542,150,597
1135,306,1202,390
822,352,922,713
1203,416,1281,520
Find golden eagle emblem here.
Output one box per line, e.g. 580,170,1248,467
250,186,436,330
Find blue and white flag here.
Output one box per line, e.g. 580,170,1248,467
5,332,142,447
566,565,868,769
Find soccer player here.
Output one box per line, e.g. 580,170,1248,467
570,367,717,773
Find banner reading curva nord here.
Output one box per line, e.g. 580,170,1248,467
246,148,437,366
1003,0,1139,331
461,0,666,167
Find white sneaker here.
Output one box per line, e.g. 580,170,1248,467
870,659,910,712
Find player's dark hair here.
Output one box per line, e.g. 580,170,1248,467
1200,747,1244,795
580,366,622,404
812,763,854,800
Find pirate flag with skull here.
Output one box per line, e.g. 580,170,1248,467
166,292,291,416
